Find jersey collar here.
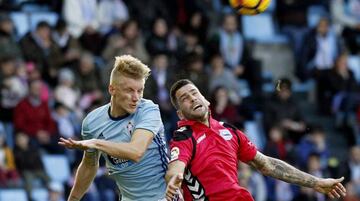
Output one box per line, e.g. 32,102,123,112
177,110,216,128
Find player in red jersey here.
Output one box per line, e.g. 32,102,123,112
165,79,346,201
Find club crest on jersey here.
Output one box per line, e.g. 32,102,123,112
127,121,134,135
219,129,232,140
170,147,180,162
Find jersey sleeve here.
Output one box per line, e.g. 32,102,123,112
81,116,97,153
134,102,162,136
169,127,194,166
237,130,257,163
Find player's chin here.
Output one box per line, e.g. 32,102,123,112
126,106,137,114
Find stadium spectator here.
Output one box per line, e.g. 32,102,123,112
210,13,262,94
208,54,243,103
340,146,360,199
145,17,171,56
0,57,27,148
124,0,170,31
263,126,291,161
52,19,82,68
54,68,80,111
183,11,209,47
76,52,104,112
63,0,99,38
238,163,267,201
14,132,51,200
13,79,61,153
263,78,307,143
296,126,329,170
209,86,243,128
97,0,129,35
48,181,65,201
300,17,341,81
177,52,209,98
0,13,22,59
331,0,360,54
143,53,177,140
102,19,149,67
0,135,20,187
19,21,64,87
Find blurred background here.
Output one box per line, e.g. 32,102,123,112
0,0,359,200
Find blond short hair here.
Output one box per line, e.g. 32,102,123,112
110,55,151,85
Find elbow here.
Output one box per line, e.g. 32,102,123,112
130,149,146,163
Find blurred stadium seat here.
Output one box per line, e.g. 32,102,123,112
348,55,360,83
264,0,276,13
42,154,71,183
10,12,30,39
0,189,28,201
30,12,58,30
31,188,48,201
307,5,328,27
242,13,288,44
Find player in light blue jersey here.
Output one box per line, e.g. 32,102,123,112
59,55,168,201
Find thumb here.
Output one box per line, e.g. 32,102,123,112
175,173,183,184
171,173,183,187
335,177,344,183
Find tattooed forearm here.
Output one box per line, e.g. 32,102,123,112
248,152,318,188
68,195,81,201
83,151,99,166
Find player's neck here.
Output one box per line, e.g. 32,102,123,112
198,112,210,127
109,102,127,118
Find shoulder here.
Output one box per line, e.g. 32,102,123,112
220,121,238,131
173,126,194,141
82,104,109,128
137,99,160,112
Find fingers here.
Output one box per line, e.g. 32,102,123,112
58,137,78,149
166,174,183,201
327,182,347,199
335,183,346,197
165,186,177,201
328,188,341,198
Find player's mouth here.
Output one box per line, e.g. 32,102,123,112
193,104,203,111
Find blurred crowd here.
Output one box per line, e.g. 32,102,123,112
0,0,359,201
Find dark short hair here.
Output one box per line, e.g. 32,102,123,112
277,78,292,91
36,21,51,30
170,79,194,109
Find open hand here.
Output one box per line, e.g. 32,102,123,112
58,137,97,151
314,177,346,199
166,173,183,201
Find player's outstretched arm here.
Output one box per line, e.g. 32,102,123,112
59,129,154,162
68,151,100,201
165,160,186,201
247,151,346,199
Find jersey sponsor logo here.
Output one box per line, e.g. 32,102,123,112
177,126,187,132
196,134,206,144
170,147,180,162
219,129,233,141
127,121,134,135
107,155,131,168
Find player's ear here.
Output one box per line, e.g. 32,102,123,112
176,110,184,120
108,84,115,95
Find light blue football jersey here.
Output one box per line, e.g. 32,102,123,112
81,99,168,201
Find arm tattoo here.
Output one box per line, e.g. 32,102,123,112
68,195,81,201
248,152,318,188
83,151,99,166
